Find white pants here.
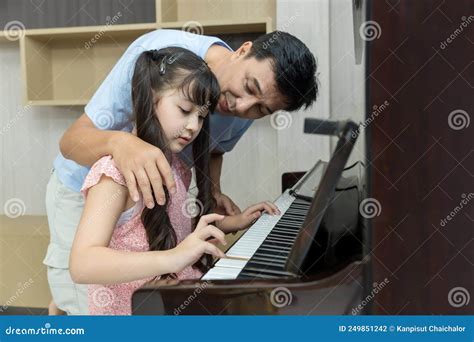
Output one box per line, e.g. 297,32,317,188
43,170,88,315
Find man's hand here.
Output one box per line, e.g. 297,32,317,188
112,133,176,209
213,191,242,216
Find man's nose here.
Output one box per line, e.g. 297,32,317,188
235,95,257,116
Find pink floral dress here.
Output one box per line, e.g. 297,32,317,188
81,155,202,315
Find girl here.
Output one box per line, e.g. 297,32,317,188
69,47,279,315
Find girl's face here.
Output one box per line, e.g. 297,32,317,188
153,88,208,153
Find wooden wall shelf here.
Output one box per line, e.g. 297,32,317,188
1,0,275,106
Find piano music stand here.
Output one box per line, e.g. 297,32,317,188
286,118,359,275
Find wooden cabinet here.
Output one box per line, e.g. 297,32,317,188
1,0,275,106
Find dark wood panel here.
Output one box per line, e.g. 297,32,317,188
367,0,473,314
0,0,156,29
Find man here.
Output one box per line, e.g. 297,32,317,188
44,29,318,315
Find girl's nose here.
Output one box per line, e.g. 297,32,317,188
185,114,200,133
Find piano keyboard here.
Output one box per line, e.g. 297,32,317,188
201,190,311,280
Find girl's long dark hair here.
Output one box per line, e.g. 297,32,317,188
131,47,220,276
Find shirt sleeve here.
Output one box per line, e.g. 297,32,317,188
213,119,253,153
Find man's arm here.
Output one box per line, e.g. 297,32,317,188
59,113,176,208
59,113,124,167
209,152,241,215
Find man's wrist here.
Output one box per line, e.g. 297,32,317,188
108,131,128,158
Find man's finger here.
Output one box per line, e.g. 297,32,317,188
144,162,165,206
125,171,139,202
135,168,154,209
155,153,176,194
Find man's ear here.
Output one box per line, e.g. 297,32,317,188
234,41,253,59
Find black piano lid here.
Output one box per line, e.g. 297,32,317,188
286,119,359,276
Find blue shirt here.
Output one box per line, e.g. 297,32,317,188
53,30,253,192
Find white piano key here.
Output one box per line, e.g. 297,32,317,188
201,190,297,280
214,258,248,269
201,266,242,280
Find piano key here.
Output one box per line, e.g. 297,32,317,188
201,266,242,280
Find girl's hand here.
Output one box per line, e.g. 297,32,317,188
169,214,227,273
218,201,281,233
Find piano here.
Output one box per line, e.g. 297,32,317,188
132,119,369,315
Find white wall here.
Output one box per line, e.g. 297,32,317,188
0,42,82,215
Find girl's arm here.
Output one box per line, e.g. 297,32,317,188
70,176,228,285
69,176,176,285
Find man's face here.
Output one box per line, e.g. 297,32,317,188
216,43,288,119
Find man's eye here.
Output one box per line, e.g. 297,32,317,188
245,80,252,94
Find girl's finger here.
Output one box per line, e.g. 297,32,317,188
204,243,226,259
198,225,226,245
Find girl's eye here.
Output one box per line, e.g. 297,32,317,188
179,107,191,114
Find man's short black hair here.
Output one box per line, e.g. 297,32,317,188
247,31,318,112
